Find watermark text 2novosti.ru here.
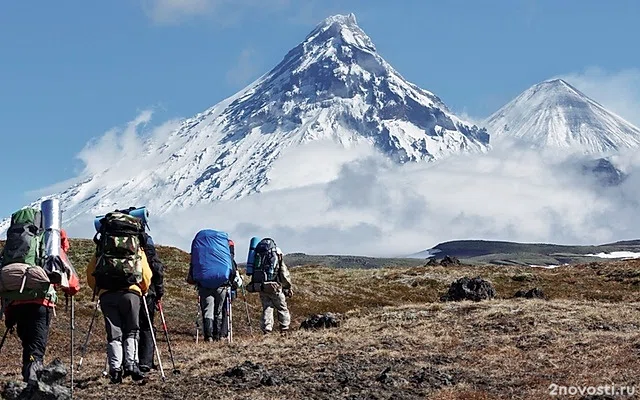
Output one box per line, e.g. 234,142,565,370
549,383,635,396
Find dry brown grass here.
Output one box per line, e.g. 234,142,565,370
0,240,639,399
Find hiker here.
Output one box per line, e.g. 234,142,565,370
2,205,80,385
138,232,165,373
86,211,152,384
246,238,293,334
187,230,239,342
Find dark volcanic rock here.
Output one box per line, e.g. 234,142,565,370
425,258,438,266
514,287,546,299
411,366,455,388
440,256,461,267
300,313,341,330
2,358,70,400
440,276,496,302
39,359,67,385
223,360,279,387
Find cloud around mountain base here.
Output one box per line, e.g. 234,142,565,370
78,119,640,257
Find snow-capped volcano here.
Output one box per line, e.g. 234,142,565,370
485,78,640,154
0,13,488,233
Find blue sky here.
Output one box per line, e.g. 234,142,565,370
1,0,639,219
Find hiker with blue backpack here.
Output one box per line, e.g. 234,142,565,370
187,230,241,342
246,238,293,334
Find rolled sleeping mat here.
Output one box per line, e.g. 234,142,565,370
246,236,261,275
94,206,149,232
0,263,51,293
41,198,61,258
41,198,69,287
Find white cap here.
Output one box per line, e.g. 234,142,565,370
276,247,283,255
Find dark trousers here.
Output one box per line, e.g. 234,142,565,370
11,304,52,382
138,294,156,367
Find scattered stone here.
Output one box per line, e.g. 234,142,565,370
411,366,455,388
2,358,70,400
375,366,392,384
223,361,279,387
514,287,545,299
511,273,535,282
300,313,341,330
589,323,614,331
39,359,67,386
440,276,496,302
425,258,438,267
440,256,461,267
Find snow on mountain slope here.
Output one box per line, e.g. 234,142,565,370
0,13,489,234
485,78,640,154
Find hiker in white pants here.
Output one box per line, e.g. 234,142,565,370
260,247,293,333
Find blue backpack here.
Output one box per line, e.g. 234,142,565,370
190,230,233,289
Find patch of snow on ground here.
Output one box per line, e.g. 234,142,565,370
585,251,640,259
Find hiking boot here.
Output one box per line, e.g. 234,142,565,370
109,368,123,384
22,358,43,385
123,363,145,381
205,336,214,342
139,364,151,373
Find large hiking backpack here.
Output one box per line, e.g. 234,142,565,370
0,208,52,300
92,211,144,291
247,238,279,292
190,230,233,289
2,208,45,267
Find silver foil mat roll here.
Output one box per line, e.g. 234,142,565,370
42,198,61,258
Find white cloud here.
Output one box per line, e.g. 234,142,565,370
58,124,640,258
76,109,182,179
141,0,291,25
557,67,640,127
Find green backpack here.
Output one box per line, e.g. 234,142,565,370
92,211,144,291
1,208,45,267
0,207,55,301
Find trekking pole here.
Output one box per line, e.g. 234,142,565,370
77,299,100,371
195,295,201,344
142,294,166,381
240,285,253,337
69,295,75,399
227,289,233,344
101,356,109,378
157,302,180,375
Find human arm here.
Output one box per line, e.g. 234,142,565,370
139,250,152,294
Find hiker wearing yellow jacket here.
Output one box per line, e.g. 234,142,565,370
86,249,152,383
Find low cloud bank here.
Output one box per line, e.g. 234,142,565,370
90,139,640,258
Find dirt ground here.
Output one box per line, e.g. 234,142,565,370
0,240,639,399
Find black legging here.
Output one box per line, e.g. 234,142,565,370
12,304,52,374
138,295,156,367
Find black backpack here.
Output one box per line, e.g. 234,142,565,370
248,238,279,291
